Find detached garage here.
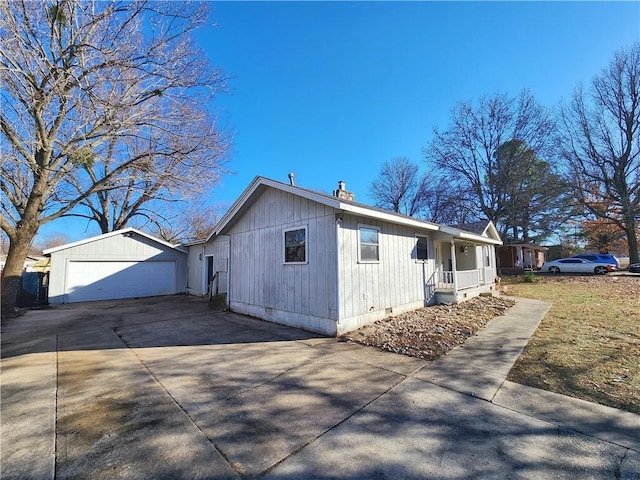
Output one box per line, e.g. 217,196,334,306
44,228,187,304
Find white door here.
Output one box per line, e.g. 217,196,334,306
65,261,176,303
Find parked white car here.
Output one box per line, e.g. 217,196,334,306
542,257,617,275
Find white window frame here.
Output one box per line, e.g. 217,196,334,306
358,224,380,263
415,234,429,262
283,225,308,265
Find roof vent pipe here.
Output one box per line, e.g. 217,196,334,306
338,180,345,191
288,172,295,186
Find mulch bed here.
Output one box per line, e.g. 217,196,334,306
340,295,516,360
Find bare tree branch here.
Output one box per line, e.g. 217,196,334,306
559,43,640,262
0,0,230,311
423,89,569,241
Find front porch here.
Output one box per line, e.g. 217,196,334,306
434,268,498,304
433,237,499,304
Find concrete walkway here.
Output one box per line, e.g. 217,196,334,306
1,296,639,479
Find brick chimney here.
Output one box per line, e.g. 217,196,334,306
333,180,354,201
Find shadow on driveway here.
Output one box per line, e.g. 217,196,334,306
2,295,638,479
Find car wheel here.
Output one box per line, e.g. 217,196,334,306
549,266,560,273
594,266,608,275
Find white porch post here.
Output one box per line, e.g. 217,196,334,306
450,239,458,294
483,246,487,285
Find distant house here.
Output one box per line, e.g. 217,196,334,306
497,243,548,274
187,176,502,336
45,228,187,304
0,254,45,273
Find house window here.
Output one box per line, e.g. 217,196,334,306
359,226,379,262
484,246,491,267
284,226,307,264
416,235,428,261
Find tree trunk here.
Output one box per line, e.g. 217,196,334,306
1,228,37,314
626,217,640,264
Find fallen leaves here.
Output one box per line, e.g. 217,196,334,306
341,296,516,360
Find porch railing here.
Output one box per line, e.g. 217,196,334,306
437,269,494,290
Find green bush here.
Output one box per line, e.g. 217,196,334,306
523,271,537,283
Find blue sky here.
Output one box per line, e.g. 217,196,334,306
40,1,640,242
202,1,639,203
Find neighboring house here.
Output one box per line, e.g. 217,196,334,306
187,176,502,336
1,254,49,307
45,228,187,304
497,243,548,274
0,254,45,273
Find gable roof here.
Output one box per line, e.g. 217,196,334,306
43,227,187,255
194,176,502,246
455,221,489,236
454,220,501,243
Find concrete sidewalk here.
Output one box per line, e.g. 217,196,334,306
414,298,640,452
2,295,639,479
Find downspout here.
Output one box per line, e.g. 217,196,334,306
450,239,458,299
334,214,342,334
226,236,231,309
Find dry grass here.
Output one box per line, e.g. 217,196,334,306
501,274,640,414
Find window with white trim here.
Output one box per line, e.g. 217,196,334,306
284,226,307,264
416,235,428,261
359,226,379,262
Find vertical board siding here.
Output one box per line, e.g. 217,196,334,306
337,213,436,330
227,188,339,322
48,233,187,302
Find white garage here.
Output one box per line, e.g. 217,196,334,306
44,228,187,304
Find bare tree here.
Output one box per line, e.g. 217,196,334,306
421,176,477,225
559,43,640,263
0,1,228,312
65,103,229,233
370,157,480,224
150,203,227,244
370,157,429,217
492,139,572,243
37,233,71,251
424,89,564,240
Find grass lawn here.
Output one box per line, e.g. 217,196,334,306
501,274,640,414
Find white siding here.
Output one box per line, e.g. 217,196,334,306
336,213,437,334
225,188,339,334
186,235,229,296
455,244,477,271
183,182,498,336
48,232,186,304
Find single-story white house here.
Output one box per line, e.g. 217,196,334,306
186,176,502,336
44,228,187,304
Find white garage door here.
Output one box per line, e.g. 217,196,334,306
65,261,176,303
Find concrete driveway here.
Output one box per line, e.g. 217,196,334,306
2,295,639,479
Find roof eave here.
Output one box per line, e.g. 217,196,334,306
43,227,187,256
